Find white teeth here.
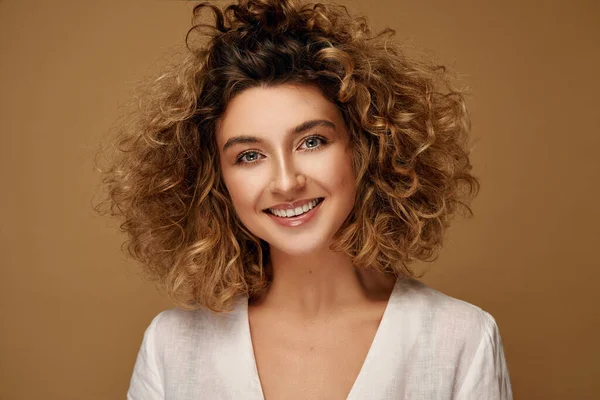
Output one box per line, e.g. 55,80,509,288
269,198,321,218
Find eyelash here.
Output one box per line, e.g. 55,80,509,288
234,135,329,165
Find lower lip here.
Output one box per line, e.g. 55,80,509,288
265,199,324,227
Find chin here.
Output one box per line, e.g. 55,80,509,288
265,234,332,257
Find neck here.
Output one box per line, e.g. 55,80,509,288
252,245,397,319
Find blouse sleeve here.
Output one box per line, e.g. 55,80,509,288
454,311,513,400
127,313,165,400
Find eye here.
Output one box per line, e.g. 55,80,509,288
235,151,264,165
299,135,328,151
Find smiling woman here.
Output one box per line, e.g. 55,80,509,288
217,84,357,253
96,0,512,399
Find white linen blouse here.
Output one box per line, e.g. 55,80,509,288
127,276,513,399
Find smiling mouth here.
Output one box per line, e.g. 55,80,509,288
264,197,324,218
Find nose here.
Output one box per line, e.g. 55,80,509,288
269,157,306,196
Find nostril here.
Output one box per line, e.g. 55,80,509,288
269,172,306,194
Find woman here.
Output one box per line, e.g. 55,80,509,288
98,0,513,398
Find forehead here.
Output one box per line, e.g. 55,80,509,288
216,83,340,143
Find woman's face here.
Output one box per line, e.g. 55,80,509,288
216,83,356,255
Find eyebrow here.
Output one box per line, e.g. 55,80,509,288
222,119,336,152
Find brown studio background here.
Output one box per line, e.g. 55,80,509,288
1,0,598,399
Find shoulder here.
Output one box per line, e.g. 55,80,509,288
128,296,251,397
143,295,248,350
387,278,513,398
394,276,501,344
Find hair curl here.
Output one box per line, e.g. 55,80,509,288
95,0,480,312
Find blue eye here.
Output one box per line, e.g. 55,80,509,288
236,151,263,164
305,137,321,148
234,135,328,166
300,135,328,150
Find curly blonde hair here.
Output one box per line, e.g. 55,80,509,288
96,0,480,312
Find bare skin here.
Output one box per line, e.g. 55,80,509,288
217,83,397,398
249,266,397,400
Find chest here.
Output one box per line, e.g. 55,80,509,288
248,310,382,400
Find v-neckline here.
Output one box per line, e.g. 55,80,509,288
241,278,400,400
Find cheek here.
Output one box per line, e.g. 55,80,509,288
312,148,356,195
335,148,355,185
222,169,264,212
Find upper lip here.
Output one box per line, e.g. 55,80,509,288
265,197,322,210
